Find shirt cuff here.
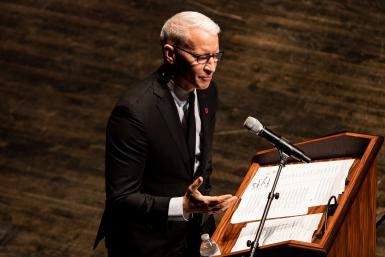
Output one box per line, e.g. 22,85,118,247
168,197,192,221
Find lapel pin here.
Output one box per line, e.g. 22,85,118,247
204,107,209,114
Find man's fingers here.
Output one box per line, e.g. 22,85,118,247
215,194,234,202
222,196,238,210
185,181,238,214
208,196,238,213
204,194,234,205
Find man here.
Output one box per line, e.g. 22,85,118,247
94,11,237,257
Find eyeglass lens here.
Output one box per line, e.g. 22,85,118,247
197,52,223,64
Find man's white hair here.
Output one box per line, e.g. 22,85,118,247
160,11,220,46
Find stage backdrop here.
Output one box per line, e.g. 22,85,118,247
0,1,384,256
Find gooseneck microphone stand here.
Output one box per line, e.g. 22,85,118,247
247,150,289,257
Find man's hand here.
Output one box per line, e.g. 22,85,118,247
183,176,238,215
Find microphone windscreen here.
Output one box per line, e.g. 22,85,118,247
243,116,264,134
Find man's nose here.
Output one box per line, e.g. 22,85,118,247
204,57,217,72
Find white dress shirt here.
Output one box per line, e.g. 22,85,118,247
167,80,201,221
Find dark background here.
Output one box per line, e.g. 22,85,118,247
0,1,384,256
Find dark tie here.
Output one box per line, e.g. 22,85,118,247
185,92,196,172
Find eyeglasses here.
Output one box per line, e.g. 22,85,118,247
173,45,224,64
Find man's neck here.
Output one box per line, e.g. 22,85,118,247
168,79,195,102
172,76,195,93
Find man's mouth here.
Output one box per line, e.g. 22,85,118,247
200,76,212,81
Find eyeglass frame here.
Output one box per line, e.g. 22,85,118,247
172,45,224,64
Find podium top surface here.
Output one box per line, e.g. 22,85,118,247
252,132,383,166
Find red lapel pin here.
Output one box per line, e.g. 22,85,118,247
204,107,209,114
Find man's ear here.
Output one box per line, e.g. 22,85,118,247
163,44,176,64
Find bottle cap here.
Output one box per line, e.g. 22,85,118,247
201,233,210,241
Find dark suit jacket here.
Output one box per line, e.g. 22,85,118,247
94,66,218,257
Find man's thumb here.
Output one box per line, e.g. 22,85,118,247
189,176,203,192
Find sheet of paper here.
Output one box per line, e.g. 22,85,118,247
231,159,354,224
231,213,323,253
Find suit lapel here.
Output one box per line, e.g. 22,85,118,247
154,77,193,176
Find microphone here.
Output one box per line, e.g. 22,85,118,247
243,116,311,163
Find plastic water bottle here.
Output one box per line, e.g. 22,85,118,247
199,233,219,257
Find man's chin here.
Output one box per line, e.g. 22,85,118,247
196,81,211,90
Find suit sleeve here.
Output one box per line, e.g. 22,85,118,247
200,83,218,235
202,82,218,196
105,104,170,223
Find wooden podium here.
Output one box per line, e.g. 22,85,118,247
212,132,383,257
